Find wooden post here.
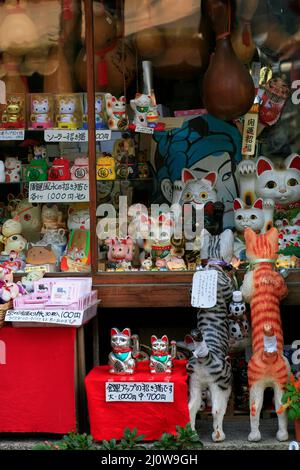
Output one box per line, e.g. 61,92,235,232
84,0,98,274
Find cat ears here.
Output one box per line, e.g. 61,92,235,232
111,327,131,337
257,157,274,175
181,169,197,183
233,198,244,210
181,169,217,187
151,335,168,343
257,154,300,175
285,153,300,172
233,198,263,210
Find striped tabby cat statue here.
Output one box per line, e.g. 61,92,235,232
188,229,234,442
241,227,289,442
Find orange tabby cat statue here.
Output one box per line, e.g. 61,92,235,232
241,227,290,442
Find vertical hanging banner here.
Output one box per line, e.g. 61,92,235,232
241,104,259,157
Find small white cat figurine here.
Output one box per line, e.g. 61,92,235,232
233,197,274,260
179,169,218,208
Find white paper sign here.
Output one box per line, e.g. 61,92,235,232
191,270,218,308
106,382,174,402
5,309,85,326
135,125,154,134
0,129,24,140
28,181,89,203
44,129,111,142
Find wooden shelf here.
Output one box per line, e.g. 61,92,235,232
13,269,300,308
91,269,300,308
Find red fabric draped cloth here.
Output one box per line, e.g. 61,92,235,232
85,359,190,441
0,326,76,433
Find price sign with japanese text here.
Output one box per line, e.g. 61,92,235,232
191,270,218,308
44,129,111,142
0,129,25,140
105,382,174,402
28,181,89,203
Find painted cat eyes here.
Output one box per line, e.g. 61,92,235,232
265,181,277,189
287,178,298,187
200,192,208,199
183,192,193,201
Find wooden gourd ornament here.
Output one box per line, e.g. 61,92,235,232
231,0,259,64
75,2,135,95
203,0,255,121
133,7,211,81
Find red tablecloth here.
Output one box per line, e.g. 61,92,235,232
85,359,190,441
0,326,76,433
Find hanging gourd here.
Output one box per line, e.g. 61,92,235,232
75,2,135,95
203,0,255,121
231,0,259,64
126,0,212,81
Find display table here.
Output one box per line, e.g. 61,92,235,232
85,359,190,441
0,326,76,433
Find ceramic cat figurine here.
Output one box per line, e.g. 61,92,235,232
179,169,218,208
188,229,234,441
109,328,139,374
241,228,289,442
233,198,274,260
150,335,176,373
105,94,128,131
238,154,300,209
67,208,90,231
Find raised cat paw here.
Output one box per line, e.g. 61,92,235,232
248,430,261,442
238,160,256,176
276,430,289,442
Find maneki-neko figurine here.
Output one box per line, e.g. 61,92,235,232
105,236,134,271
241,227,290,442
55,94,83,130
150,335,177,373
109,328,140,374
129,93,164,132
1,94,25,129
29,93,53,130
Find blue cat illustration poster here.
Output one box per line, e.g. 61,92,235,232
152,114,242,228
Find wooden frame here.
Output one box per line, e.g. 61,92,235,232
80,1,300,309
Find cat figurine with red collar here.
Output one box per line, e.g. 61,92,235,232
109,328,139,374
105,94,128,131
150,335,176,373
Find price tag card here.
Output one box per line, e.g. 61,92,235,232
135,125,154,134
105,382,174,402
95,130,112,141
29,181,89,203
5,309,84,326
0,129,25,140
44,129,111,142
191,270,218,308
